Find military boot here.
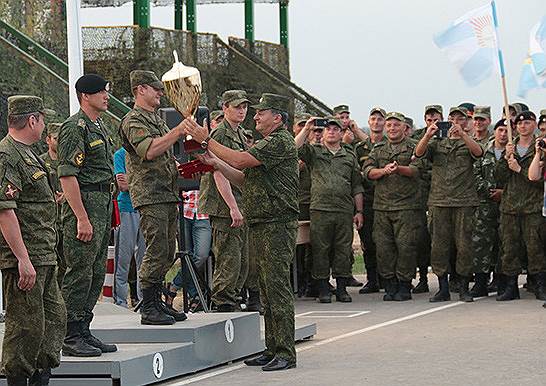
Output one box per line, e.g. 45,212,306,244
245,290,262,312
470,272,489,297
496,273,507,295
496,275,520,301
412,266,429,293
487,272,499,293
448,272,461,293
383,278,398,301
318,279,332,303
429,274,451,302
62,321,102,357
359,267,380,294
335,278,352,302
393,281,412,301
346,275,363,287
458,276,474,302
534,272,546,300
140,286,176,325
82,313,117,353
6,377,27,386
304,279,318,298
28,368,51,386
526,274,537,293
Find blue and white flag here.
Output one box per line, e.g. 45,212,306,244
517,16,546,97
433,3,499,87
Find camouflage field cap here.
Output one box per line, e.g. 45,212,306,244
424,104,443,115
473,106,491,119
509,103,523,116
221,90,251,106
385,112,406,122
540,108,546,117
252,93,290,113
449,106,469,118
333,105,350,115
326,116,343,129
210,110,224,121
513,102,529,112
7,95,55,116
47,122,62,136
514,110,536,123
404,116,414,128
369,107,386,118
295,113,312,125
130,70,164,90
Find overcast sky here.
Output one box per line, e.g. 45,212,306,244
81,0,546,127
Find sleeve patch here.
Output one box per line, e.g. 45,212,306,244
74,152,85,166
4,184,18,199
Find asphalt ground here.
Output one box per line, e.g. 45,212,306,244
161,274,546,386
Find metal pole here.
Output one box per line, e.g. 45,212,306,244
133,0,138,25
174,0,184,30
66,0,84,115
279,0,289,49
136,0,150,28
187,0,196,34
245,0,254,42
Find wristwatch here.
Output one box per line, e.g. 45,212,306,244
201,135,212,150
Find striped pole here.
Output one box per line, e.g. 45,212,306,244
102,246,115,303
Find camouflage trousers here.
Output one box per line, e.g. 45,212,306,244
310,210,353,280
210,216,249,307
430,206,476,277
472,202,499,274
55,226,66,289
416,209,431,268
358,204,377,276
138,203,178,289
1,266,66,377
374,210,420,282
62,192,111,323
499,212,546,276
249,221,296,363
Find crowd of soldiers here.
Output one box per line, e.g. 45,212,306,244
293,102,546,307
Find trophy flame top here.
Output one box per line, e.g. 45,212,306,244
162,50,202,118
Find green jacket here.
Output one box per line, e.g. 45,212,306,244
354,136,386,204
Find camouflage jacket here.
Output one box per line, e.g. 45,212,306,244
353,136,386,204
473,143,497,205
298,162,311,206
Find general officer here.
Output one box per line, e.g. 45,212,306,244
120,70,187,325
199,89,251,312
182,93,299,371
57,74,117,356
0,96,66,385
363,112,423,301
415,106,483,303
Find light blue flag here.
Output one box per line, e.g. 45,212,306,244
433,3,498,87
517,16,546,97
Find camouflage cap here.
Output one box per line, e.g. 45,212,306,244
251,93,290,113
221,89,251,106
210,110,224,121
449,106,469,118
404,116,414,128
514,110,536,123
473,106,491,119
333,105,350,115
295,113,312,125
509,103,523,116
369,107,386,118
385,112,406,122
7,95,55,116
130,70,164,90
424,104,443,115
46,122,62,136
540,108,546,117
458,102,475,115
326,116,343,129
513,102,529,112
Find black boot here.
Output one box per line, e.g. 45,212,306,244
335,278,352,302
359,268,380,294
140,286,176,325
393,280,412,301
458,276,474,302
81,313,117,353
245,290,262,312
496,275,520,301
470,272,489,297
448,272,461,293
28,368,51,386
6,377,27,386
62,321,102,357
412,266,429,293
496,273,507,295
526,274,537,293
304,279,318,298
318,279,331,303
346,275,363,287
383,278,398,301
429,274,451,302
487,272,499,292
534,272,546,300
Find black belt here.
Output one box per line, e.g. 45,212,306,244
80,183,114,193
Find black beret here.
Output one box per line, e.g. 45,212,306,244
493,119,509,130
514,110,536,124
75,74,109,94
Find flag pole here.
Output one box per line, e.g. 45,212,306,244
492,0,513,143
66,0,84,115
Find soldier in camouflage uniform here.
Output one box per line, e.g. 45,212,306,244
496,111,546,301
57,74,117,357
0,96,66,385
354,107,386,294
40,123,66,287
469,107,499,296
200,90,251,312
183,93,298,371
120,70,187,325
295,117,364,303
363,112,423,301
415,106,483,303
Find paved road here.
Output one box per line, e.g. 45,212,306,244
161,274,546,386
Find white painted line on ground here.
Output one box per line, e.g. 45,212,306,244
296,310,371,318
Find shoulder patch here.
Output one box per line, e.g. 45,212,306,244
74,152,85,166
4,184,18,199
77,118,86,128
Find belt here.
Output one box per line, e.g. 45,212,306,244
80,183,114,193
